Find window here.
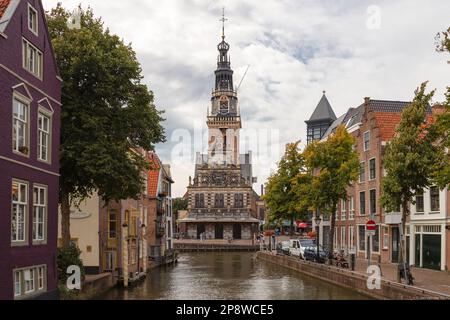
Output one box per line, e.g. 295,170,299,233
215,194,224,208
37,266,45,290
33,185,47,242
349,196,355,220
22,39,43,78
358,225,365,251
108,210,117,239
195,194,205,208
234,193,244,208
363,131,370,151
430,187,440,212
105,251,116,271
359,162,366,182
359,191,366,216
334,227,338,249
341,199,346,221
383,226,389,250
13,98,29,155
14,271,21,297
37,112,50,162
12,181,27,243
415,191,424,213
369,189,377,215
24,269,35,294
28,4,38,35
349,226,355,252
372,226,380,252
369,158,376,180
341,227,346,250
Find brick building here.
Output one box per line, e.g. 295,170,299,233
310,95,449,270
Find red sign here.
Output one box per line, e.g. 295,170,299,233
366,220,376,231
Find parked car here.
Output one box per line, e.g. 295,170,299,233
289,238,315,259
281,241,290,255
303,245,328,263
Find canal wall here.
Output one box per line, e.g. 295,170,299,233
257,252,450,300
174,242,260,252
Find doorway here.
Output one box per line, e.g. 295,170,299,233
233,224,241,240
215,224,224,239
422,234,441,270
391,227,399,263
197,224,206,239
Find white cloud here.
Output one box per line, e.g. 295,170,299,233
43,0,450,196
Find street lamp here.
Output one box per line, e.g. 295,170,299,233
314,210,322,263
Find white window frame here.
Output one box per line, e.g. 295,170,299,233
369,157,376,180
37,266,45,290
341,199,347,221
22,38,43,79
28,4,39,36
341,227,346,251
363,131,370,151
14,271,21,297
349,226,355,252
37,110,52,163
359,161,366,183
24,269,35,294
12,96,30,157
11,180,28,244
383,226,389,250
349,196,355,220
429,186,440,213
33,184,47,243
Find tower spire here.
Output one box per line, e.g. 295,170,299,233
220,7,227,41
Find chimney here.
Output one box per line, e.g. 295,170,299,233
261,184,264,196
364,97,371,105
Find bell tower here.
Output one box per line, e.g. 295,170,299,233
207,8,241,165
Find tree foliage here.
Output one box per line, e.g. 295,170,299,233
47,5,165,247
302,125,359,262
434,87,450,188
381,83,445,279
173,197,188,215
263,142,309,234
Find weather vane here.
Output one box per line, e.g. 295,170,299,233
220,7,228,40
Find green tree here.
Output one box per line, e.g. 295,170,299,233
434,88,450,188
303,125,359,263
173,197,188,215
47,5,165,248
263,142,309,235
381,83,445,280
434,27,450,187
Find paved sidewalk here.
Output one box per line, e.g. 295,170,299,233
354,259,450,296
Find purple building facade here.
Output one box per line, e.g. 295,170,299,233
0,0,61,300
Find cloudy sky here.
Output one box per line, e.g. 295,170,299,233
43,0,449,197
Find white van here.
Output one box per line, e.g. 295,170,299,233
289,238,315,258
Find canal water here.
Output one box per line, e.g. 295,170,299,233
96,252,369,300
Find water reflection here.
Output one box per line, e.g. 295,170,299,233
96,252,369,300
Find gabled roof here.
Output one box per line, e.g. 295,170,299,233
0,0,17,33
306,92,337,124
147,152,161,198
0,0,11,19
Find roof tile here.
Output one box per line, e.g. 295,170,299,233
0,0,11,19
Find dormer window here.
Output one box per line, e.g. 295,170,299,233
28,4,38,35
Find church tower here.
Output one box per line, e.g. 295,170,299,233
181,10,260,241
305,91,337,144
207,10,241,165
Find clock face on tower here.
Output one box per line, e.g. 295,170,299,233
219,96,229,114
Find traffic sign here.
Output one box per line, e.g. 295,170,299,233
366,220,376,231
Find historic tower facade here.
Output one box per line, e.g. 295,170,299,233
181,16,260,241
